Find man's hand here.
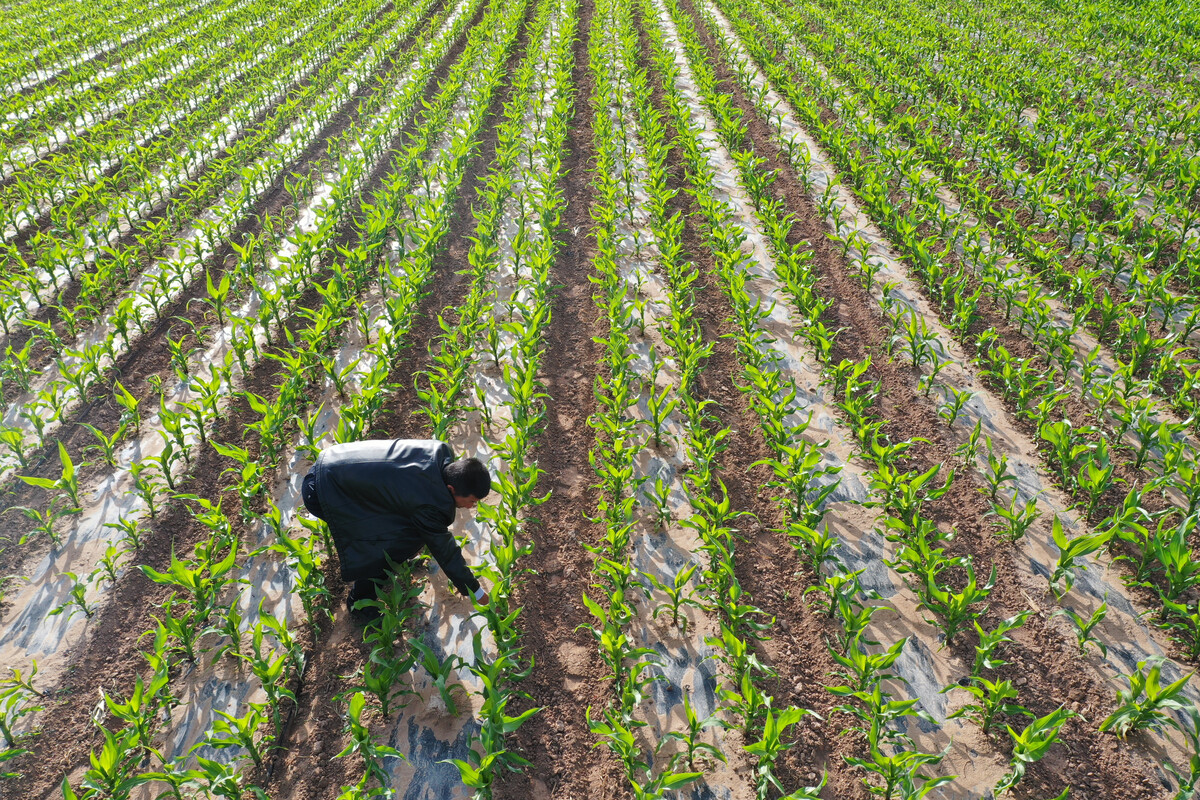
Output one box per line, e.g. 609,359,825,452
472,586,490,606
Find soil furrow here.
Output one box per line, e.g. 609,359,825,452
491,0,629,795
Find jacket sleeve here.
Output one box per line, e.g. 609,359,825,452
413,505,481,596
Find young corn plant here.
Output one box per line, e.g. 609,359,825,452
102,667,169,753
588,707,700,800
994,707,1077,796
411,639,467,717
204,702,272,770
8,497,73,546
73,728,147,799
1165,707,1200,800
264,520,333,629
1077,441,1120,520
954,419,984,466
1053,599,1109,657
937,385,974,427
643,564,702,633
943,676,1027,735
973,610,1031,676
18,440,85,512
745,705,821,800
1048,517,1113,601
1162,600,1200,662
1039,420,1096,491
0,683,42,751
656,690,726,770
47,571,94,620
643,378,677,449
980,438,1018,502
90,544,128,586
844,718,953,800
80,422,129,468
1099,658,1194,739
917,559,997,647
987,492,1042,543
828,636,908,694
0,427,31,470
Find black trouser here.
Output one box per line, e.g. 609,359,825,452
303,472,379,601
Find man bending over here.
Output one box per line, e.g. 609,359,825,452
301,438,491,616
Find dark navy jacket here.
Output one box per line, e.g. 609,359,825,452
310,439,480,595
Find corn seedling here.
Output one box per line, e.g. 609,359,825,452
77,727,147,799
47,571,94,620
103,666,169,752
657,690,726,770
973,610,1030,676
644,564,702,633
745,705,820,800
18,440,85,512
937,385,974,427
1100,658,1194,739
944,676,1027,735
8,496,74,546
0,427,31,469
987,492,1042,543
994,707,1077,796
192,754,268,800
844,719,954,799
1162,600,1200,662
239,623,299,741
90,543,127,586
980,438,1018,502
1048,517,1113,601
0,684,41,749
1053,599,1109,657
953,419,984,466
204,702,272,770
828,635,907,694
80,422,129,468
834,684,936,747
411,639,467,716
129,461,163,518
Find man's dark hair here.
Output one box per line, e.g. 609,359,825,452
445,457,491,499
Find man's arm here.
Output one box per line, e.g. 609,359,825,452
412,506,482,598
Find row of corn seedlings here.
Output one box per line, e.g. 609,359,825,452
0,0,335,245
0,0,254,179
0,0,443,478
430,4,578,795
0,0,208,100
47,0,505,794
635,0,979,795
0,1,466,647
691,0,1200,792
653,0,1182,794
710,0,1200,689
582,1,756,796
0,0,352,337
0,0,480,740
622,1,848,797
1,0,231,126
826,0,1200,272
0,0,362,341
188,0,544,796
771,0,1200,441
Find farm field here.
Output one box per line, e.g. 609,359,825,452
1,0,1199,797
